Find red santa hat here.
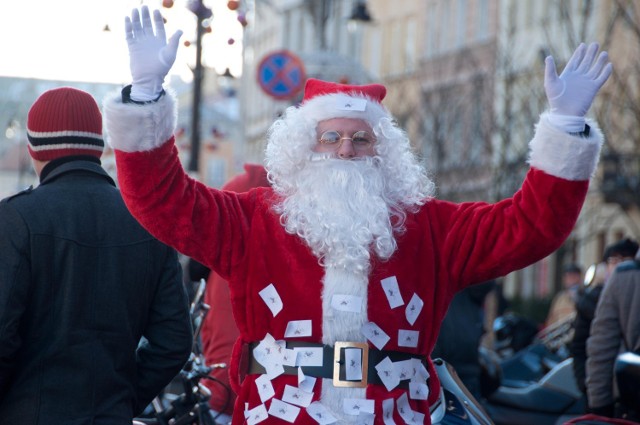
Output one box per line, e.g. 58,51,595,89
27,87,104,161
296,78,390,128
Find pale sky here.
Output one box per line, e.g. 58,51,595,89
0,0,244,85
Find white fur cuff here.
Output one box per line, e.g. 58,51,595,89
528,112,604,181
102,89,177,152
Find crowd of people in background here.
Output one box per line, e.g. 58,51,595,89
430,236,640,423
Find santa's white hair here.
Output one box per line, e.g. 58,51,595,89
264,92,435,274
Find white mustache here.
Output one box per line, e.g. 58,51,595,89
277,159,396,273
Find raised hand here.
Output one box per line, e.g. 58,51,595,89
544,42,612,118
125,6,183,101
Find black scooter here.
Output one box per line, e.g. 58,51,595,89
482,352,585,425
479,314,586,425
431,358,495,424
614,352,640,422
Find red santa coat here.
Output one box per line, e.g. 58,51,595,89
104,92,603,424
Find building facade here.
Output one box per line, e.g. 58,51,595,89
236,0,640,304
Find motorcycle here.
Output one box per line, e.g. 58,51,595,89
133,354,224,425
553,352,640,425
481,354,586,425
479,314,586,425
496,313,574,385
614,352,640,422
134,279,230,425
492,313,542,360
431,357,495,425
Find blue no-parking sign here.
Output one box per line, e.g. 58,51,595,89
256,50,306,100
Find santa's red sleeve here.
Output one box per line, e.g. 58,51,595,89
424,113,603,291
102,90,262,275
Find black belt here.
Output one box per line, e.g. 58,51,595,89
247,341,426,389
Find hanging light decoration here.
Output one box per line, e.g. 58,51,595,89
348,1,373,23
237,13,248,28
187,0,213,19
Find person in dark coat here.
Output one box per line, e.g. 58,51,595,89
571,238,639,395
432,280,496,399
587,250,640,420
0,87,193,425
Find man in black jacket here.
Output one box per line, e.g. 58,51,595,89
0,87,193,425
432,280,497,400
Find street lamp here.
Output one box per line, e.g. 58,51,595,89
220,67,234,78
347,0,373,34
600,152,640,210
348,0,372,23
186,0,213,173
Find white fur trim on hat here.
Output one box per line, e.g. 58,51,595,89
528,112,603,181
103,89,177,153
298,92,391,129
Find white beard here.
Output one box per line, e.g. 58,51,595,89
276,157,398,420
276,156,398,276
274,157,406,421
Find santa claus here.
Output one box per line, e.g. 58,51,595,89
104,6,611,424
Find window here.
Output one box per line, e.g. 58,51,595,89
390,21,402,75
367,29,382,79
425,2,437,57
406,20,417,73
477,0,488,40
456,0,468,47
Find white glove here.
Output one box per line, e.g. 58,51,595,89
125,6,183,102
544,42,612,132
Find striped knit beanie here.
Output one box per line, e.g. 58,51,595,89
27,87,104,161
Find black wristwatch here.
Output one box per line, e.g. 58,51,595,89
121,84,166,105
570,124,591,137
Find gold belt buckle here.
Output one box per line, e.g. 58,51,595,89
333,341,369,388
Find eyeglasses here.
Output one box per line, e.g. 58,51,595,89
607,256,630,265
317,130,375,151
